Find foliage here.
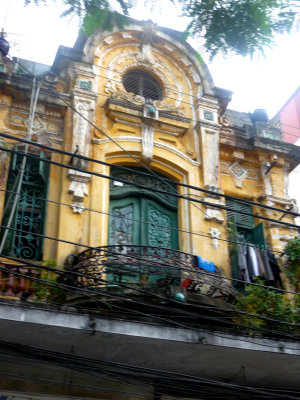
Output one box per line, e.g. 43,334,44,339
234,279,299,334
282,236,300,285
0,139,11,149
81,9,130,37
181,0,297,59
60,0,133,29
23,0,299,58
33,260,66,303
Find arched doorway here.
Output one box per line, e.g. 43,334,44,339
109,167,178,249
108,167,178,285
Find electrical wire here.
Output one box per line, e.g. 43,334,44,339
1,61,298,300
3,63,300,222
1,341,299,399
9,59,300,138
0,257,299,342
1,252,299,329
0,265,299,350
0,144,299,231
62,65,300,138
9,61,300,228
0,131,299,220
0,183,297,267
1,221,300,295
0,74,40,254
1,36,299,400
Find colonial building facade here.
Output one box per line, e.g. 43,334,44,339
0,19,299,400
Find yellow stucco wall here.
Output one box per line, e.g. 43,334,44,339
0,22,298,287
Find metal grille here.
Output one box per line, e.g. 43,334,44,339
123,70,162,100
1,153,48,260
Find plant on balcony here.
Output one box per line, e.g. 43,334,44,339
33,260,66,303
282,236,300,289
233,279,299,334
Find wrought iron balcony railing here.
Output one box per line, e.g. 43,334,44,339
67,245,237,301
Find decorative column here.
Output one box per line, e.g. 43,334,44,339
197,100,224,222
141,100,158,164
68,90,97,213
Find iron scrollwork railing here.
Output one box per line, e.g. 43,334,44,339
67,246,237,301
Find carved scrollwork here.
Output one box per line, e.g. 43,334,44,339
153,100,185,116
111,92,145,105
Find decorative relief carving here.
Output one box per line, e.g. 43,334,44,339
6,109,64,143
205,208,224,223
142,121,154,164
103,49,182,106
153,100,185,116
209,227,221,249
111,92,145,105
204,197,225,222
68,169,90,214
260,164,273,196
220,161,259,188
228,161,247,188
219,115,232,135
68,94,96,213
201,129,219,190
137,20,157,65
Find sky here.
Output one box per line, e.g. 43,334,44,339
1,0,300,118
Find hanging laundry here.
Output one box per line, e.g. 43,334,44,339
266,250,283,288
256,249,267,278
248,246,260,277
259,249,275,283
237,244,251,284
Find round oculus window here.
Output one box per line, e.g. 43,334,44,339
122,70,162,101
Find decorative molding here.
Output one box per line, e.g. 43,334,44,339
136,20,156,65
142,121,154,164
68,169,90,214
209,227,221,249
204,197,225,223
153,100,185,117
92,137,201,166
220,162,259,183
69,93,96,212
228,161,247,188
200,129,220,189
204,208,224,223
100,47,183,107
259,194,297,209
260,164,273,196
110,91,145,105
6,109,64,144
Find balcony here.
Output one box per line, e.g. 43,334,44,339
0,262,38,300
65,245,237,303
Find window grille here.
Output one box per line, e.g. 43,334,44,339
0,151,49,260
122,70,162,101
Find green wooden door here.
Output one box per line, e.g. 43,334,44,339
108,197,140,247
108,175,178,286
141,198,178,249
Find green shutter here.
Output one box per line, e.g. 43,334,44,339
226,214,241,288
251,222,266,247
39,151,49,182
226,198,254,228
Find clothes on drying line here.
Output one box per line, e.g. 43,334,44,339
236,245,283,288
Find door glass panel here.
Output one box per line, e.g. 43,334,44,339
148,206,172,248
110,205,133,246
